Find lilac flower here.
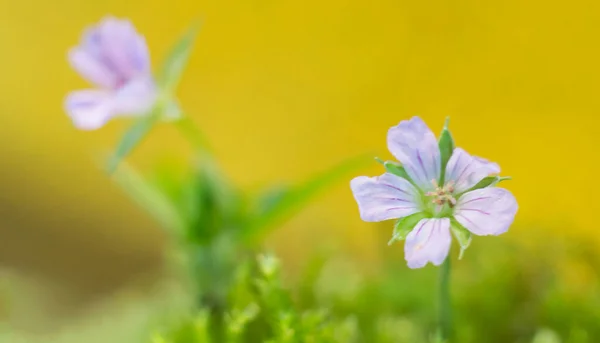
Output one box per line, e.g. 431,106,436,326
350,117,518,269
65,17,157,130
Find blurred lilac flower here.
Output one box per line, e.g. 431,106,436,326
65,17,157,130
350,117,518,269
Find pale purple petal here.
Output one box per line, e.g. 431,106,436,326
68,47,119,89
350,173,421,222
70,17,151,89
66,17,155,130
80,26,124,80
112,76,157,116
81,27,104,60
404,218,451,269
129,35,151,74
445,148,500,193
454,188,518,236
65,90,114,130
97,17,149,79
387,117,441,192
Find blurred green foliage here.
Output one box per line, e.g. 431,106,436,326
146,232,600,343
3,231,600,343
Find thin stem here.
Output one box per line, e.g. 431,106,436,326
438,256,452,341
174,115,212,153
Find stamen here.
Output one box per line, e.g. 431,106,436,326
445,180,455,193
447,195,457,206
426,180,457,209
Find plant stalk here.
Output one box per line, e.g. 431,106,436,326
438,256,452,341
174,115,212,153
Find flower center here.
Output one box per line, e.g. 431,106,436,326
425,179,457,208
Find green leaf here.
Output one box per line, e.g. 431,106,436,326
243,155,371,244
106,112,160,174
388,212,429,245
253,185,289,217
450,219,471,259
156,22,201,95
111,162,185,236
460,175,512,195
438,117,455,185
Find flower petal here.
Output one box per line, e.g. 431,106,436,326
98,17,150,79
68,47,119,89
112,76,157,116
454,187,518,236
387,117,441,192
445,148,500,193
129,35,151,74
65,90,115,130
404,218,451,269
350,173,421,222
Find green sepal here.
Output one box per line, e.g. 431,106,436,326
388,212,429,245
460,175,512,195
155,21,201,96
383,161,410,180
438,117,455,185
450,218,471,259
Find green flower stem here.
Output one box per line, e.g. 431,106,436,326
439,256,453,341
174,115,212,153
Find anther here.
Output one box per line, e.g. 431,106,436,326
426,180,457,208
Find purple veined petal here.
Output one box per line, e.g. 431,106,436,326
454,187,518,236
112,76,158,116
68,47,119,89
350,173,421,222
65,90,115,130
445,148,500,193
387,117,441,192
404,218,451,269
97,17,147,79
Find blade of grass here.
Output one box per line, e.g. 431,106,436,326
243,154,372,244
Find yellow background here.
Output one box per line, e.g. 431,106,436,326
1,0,600,331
